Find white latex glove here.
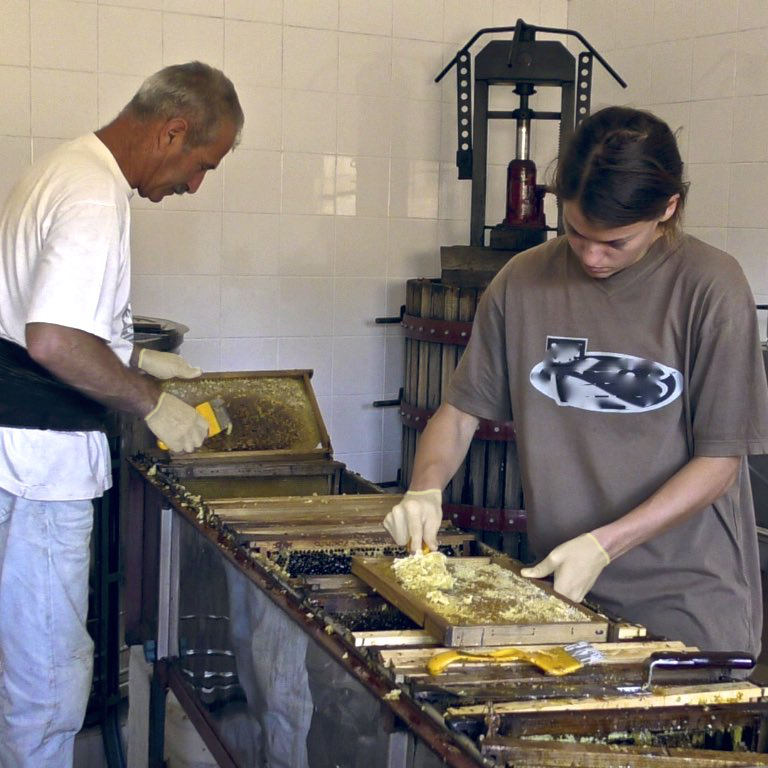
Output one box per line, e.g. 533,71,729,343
383,489,442,554
519,532,611,603
138,348,202,380
145,392,209,453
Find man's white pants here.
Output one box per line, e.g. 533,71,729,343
0,487,94,768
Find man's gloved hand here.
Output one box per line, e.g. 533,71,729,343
138,348,202,380
383,489,442,554
519,532,611,603
144,392,209,453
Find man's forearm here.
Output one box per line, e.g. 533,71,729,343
26,322,160,417
594,455,741,560
409,403,479,491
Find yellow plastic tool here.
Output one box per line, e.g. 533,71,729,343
406,538,431,555
157,396,232,451
426,645,584,677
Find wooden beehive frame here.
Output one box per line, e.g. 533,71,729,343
352,554,609,647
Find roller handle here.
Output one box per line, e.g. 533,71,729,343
644,651,754,687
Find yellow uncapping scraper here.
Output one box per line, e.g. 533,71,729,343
157,395,233,451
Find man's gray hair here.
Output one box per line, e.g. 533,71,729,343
123,61,244,148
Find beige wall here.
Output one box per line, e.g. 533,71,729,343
6,1,765,482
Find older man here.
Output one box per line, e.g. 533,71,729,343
0,61,243,767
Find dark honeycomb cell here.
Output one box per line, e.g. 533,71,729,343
272,545,457,577
329,608,418,632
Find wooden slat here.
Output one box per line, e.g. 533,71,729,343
480,738,768,768
416,281,431,413
379,641,694,677
215,506,400,524
446,288,477,505
445,682,767,715
503,438,522,511
614,622,649,640
441,285,460,395
235,522,410,536
301,574,363,591
352,629,438,648
426,283,444,413
221,512,391,527
403,280,422,490
208,493,399,512
244,532,475,550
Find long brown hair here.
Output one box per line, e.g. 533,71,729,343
554,106,688,236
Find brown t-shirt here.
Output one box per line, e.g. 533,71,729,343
446,233,768,654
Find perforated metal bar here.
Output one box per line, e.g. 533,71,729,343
576,51,593,127
455,50,473,179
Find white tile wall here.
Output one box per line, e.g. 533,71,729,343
335,216,389,276
284,153,337,215
336,93,392,157
392,0,444,43
284,0,339,30
31,0,97,72
223,20,282,88
221,276,280,337
0,67,31,137
279,214,335,276
688,99,732,164
221,212,280,275
278,337,333,395
0,137,31,207
735,28,768,96
283,27,338,92
282,89,337,154
339,0,392,36
165,0,223,17
220,337,278,371
31,69,97,137
224,0,281,24
0,1,31,67
97,73,144,125
279,277,334,336
131,210,223,275
99,7,163,75
13,1,766,484
335,155,390,217
223,149,281,213
332,277,387,335
338,32,392,97
162,13,224,69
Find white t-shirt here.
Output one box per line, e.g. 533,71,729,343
0,133,134,500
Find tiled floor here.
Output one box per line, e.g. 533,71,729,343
74,692,213,768
74,723,111,768
73,705,126,768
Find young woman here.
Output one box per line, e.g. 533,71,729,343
384,106,768,654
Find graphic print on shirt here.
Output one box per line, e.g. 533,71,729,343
529,336,683,412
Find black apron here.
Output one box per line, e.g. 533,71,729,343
0,337,110,432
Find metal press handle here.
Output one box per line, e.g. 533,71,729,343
435,19,626,88
644,651,755,688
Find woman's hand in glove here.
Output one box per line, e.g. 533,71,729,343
383,489,443,554
520,532,611,603
138,348,202,380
